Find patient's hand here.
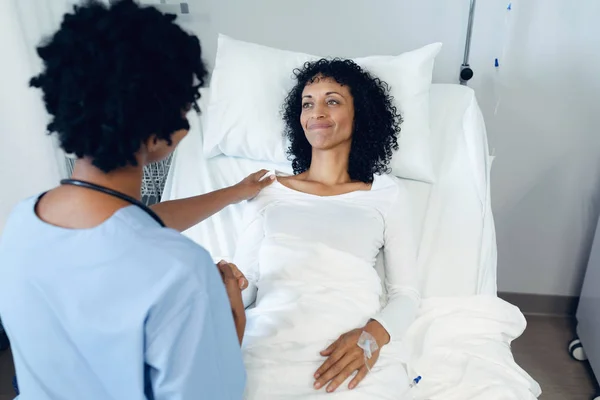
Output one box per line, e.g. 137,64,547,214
218,260,248,290
314,321,390,393
231,169,276,203
217,261,247,344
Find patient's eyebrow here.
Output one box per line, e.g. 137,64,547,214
302,92,344,98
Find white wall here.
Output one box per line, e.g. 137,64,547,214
178,0,600,296
0,0,68,234
177,0,470,83
469,0,600,296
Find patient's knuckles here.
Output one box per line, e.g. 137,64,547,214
219,263,237,280
329,351,343,364
318,372,335,385
329,369,353,391
226,263,243,278
322,356,334,367
327,362,345,377
320,365,336,380
332,362,346,375
317,363,331,376
334,371,350,385
228,263,241,275
349,347,362,358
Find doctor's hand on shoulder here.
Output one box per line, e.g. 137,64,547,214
231,169,276,203
217,260,248,345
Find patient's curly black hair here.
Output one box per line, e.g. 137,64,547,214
282,58,402,183
30,0,207,173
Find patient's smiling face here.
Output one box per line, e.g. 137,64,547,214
300,76,355,150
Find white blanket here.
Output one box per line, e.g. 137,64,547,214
404,296,542,399
241,239,412,399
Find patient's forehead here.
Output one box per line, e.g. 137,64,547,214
302,75,351,97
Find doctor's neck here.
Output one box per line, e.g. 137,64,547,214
70,158,144,200
305,146,351,186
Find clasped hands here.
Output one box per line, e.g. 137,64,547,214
216,260,248,344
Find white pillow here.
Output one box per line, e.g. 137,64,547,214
203,34,442,183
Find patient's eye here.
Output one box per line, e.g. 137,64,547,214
327,99,339,106
302,102,313,109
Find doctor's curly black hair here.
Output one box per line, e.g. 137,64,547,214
29,0,207,173
282,59,402,184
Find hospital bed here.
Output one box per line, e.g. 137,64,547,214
162,82,542,399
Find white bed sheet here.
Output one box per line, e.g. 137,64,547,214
163,83,495,298
405,295,541,399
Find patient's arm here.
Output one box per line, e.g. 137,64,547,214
313,180,421,393
151,170,274,232
370,180,421,341
232,201,265,308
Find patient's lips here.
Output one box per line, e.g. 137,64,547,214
308,122,334,130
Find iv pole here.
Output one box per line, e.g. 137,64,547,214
459,0,476,85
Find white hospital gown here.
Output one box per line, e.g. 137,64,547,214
234,173,420,399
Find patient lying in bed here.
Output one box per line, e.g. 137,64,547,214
233,59,421,399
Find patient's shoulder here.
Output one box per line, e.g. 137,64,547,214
243,181,282,217
273,174,297,188
372,174,415,214
372,173,408,194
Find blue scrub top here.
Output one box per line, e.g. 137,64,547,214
0,196,246,399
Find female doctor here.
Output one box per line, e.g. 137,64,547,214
0,1,266,399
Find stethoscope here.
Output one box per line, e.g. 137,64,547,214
60,179,166,227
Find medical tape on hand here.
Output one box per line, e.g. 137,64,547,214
357,332,423,394
357,331,379,372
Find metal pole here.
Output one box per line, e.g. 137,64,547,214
463,0,476,65
459,0,476,85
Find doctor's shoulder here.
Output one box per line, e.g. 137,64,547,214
0,195,53,251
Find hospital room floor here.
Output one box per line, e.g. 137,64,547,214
0,316,597,399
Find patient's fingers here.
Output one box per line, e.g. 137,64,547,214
224,262,248,290
217,261,245,297
315,346,342,380
314,354,354,390
348,366,368,390
320,340,338,357
217,260,234,280
326,359,363,393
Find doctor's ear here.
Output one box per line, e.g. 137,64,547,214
144,129,187,163
145,135,163,152
142,134,167,160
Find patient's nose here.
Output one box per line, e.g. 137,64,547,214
313,103,327,118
